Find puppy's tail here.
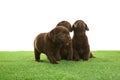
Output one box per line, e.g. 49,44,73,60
90,52,95,58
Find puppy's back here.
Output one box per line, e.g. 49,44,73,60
34,33,47,51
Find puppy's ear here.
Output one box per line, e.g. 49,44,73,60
68,24,72,32
71,24,75,31
48,29,56,42
70,27,73,32
67,23,72,32
85,24,89,31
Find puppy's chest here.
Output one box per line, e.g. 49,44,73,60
75,42,83,48
74,38,88,48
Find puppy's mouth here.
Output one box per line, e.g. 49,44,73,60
56,39,68,45
66,42,69,46
55,39,64,44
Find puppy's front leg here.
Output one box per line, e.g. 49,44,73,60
73,49,80,61
55,52,61,61
67,46,73,60
46,52,58,64
55,46,62,61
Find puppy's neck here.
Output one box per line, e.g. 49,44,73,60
74,31,86,37
46,32,54,43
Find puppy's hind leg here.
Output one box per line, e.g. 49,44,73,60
82,53,89,61
34,48,41,62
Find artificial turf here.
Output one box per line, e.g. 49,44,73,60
0,51,120,80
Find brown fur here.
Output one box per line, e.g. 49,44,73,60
56,21,73,60
34,26,71,64
72,20,94,61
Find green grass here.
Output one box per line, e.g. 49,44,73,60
0,51,120,80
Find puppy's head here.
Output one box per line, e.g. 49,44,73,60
49,26,71,45
72,20,89,33
56,21,72,32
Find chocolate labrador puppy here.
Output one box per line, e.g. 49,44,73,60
34,26,71,64
72,20,94,61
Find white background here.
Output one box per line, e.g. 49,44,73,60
0,0,120,51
